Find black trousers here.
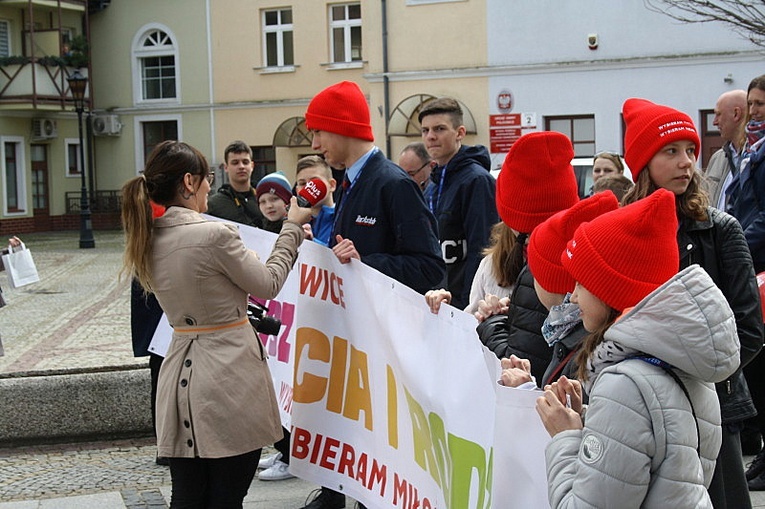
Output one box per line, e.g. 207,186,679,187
274,427,290,465
745,350,765,436
708,424,751,509
169,449,261,509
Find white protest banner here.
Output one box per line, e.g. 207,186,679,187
148,216,552,508
291,242,512,509
493,383,552,508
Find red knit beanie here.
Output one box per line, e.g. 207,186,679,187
622,98,700,181
495,131,579,233
305,81,374,141
528,191,619,295
561,188,679,311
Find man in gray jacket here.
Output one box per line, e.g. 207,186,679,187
704,90,747,209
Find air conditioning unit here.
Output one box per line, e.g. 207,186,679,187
31,118,57,141
92,114,122,136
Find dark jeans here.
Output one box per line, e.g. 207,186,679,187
169,449,261,509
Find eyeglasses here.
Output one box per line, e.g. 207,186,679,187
594,151,621,159
205,172,215,185
406,161,430,177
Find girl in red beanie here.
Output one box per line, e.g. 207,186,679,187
621,98,762,507
537,189,740,508
475,131,580,384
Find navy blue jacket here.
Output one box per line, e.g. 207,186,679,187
727,141,765,272
332,150,445,294
430,145,498,309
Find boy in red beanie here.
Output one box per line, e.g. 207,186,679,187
302,81,445,509
538,189,740,508
621,97,762,506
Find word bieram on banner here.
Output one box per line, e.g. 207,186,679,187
300,263,346,308
292,426,436,509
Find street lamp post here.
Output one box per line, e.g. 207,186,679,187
67,69,95,249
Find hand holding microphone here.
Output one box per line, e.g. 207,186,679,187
296,177,328,208
287,177,329,225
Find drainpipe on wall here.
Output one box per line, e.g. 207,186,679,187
381,0,391,157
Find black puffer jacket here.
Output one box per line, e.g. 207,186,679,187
541,322,588,390
477,264,551,386
679,206,764,423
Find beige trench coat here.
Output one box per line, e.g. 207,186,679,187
150,207,302,459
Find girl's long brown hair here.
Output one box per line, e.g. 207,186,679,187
621,169,709,222
575,308,620,383
484,221,519,287
120,141,209,292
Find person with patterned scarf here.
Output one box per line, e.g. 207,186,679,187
727,74,765,274
728,74,765,491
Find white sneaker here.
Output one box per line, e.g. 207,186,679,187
258,460,295,481
258,452,282,470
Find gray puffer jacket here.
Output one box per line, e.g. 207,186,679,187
546,265,740,508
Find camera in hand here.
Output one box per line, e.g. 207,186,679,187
247,301,282,336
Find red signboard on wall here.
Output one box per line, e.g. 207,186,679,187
490,114,522,153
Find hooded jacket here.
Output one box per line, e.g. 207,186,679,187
546,265,740,508
429,145,498,309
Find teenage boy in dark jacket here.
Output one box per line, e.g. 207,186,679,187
206,140,264,227
419,97,498,309
300,80,445,509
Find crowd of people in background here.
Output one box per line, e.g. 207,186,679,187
120,74,765,508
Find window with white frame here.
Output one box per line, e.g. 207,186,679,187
65,138,82,177
546,115,596,157
330,3,361,63
2,138,26,214
133,114,182,174
132,26,178,103
263,8,293,68
0,20,10,58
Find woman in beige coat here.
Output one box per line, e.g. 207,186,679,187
121,140,311,508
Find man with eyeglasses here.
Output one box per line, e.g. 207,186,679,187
419,97,498,310
398,141,436,201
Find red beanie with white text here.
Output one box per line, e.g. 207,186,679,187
495,131,579,233
561,188,679,311
622,98,700,181
305,81,374,141
528,191,619,294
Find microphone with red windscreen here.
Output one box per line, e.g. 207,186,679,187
296,177,328,208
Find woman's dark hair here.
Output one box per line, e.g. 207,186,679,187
121,141,209,291
506,231,529,286
621,169,708,222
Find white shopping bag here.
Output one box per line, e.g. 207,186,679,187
1,242,40,289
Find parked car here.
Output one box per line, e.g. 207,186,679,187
491,157,632,199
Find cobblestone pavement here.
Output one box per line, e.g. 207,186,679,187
0,437,322,508
0,230,336,508
0,230,141,375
